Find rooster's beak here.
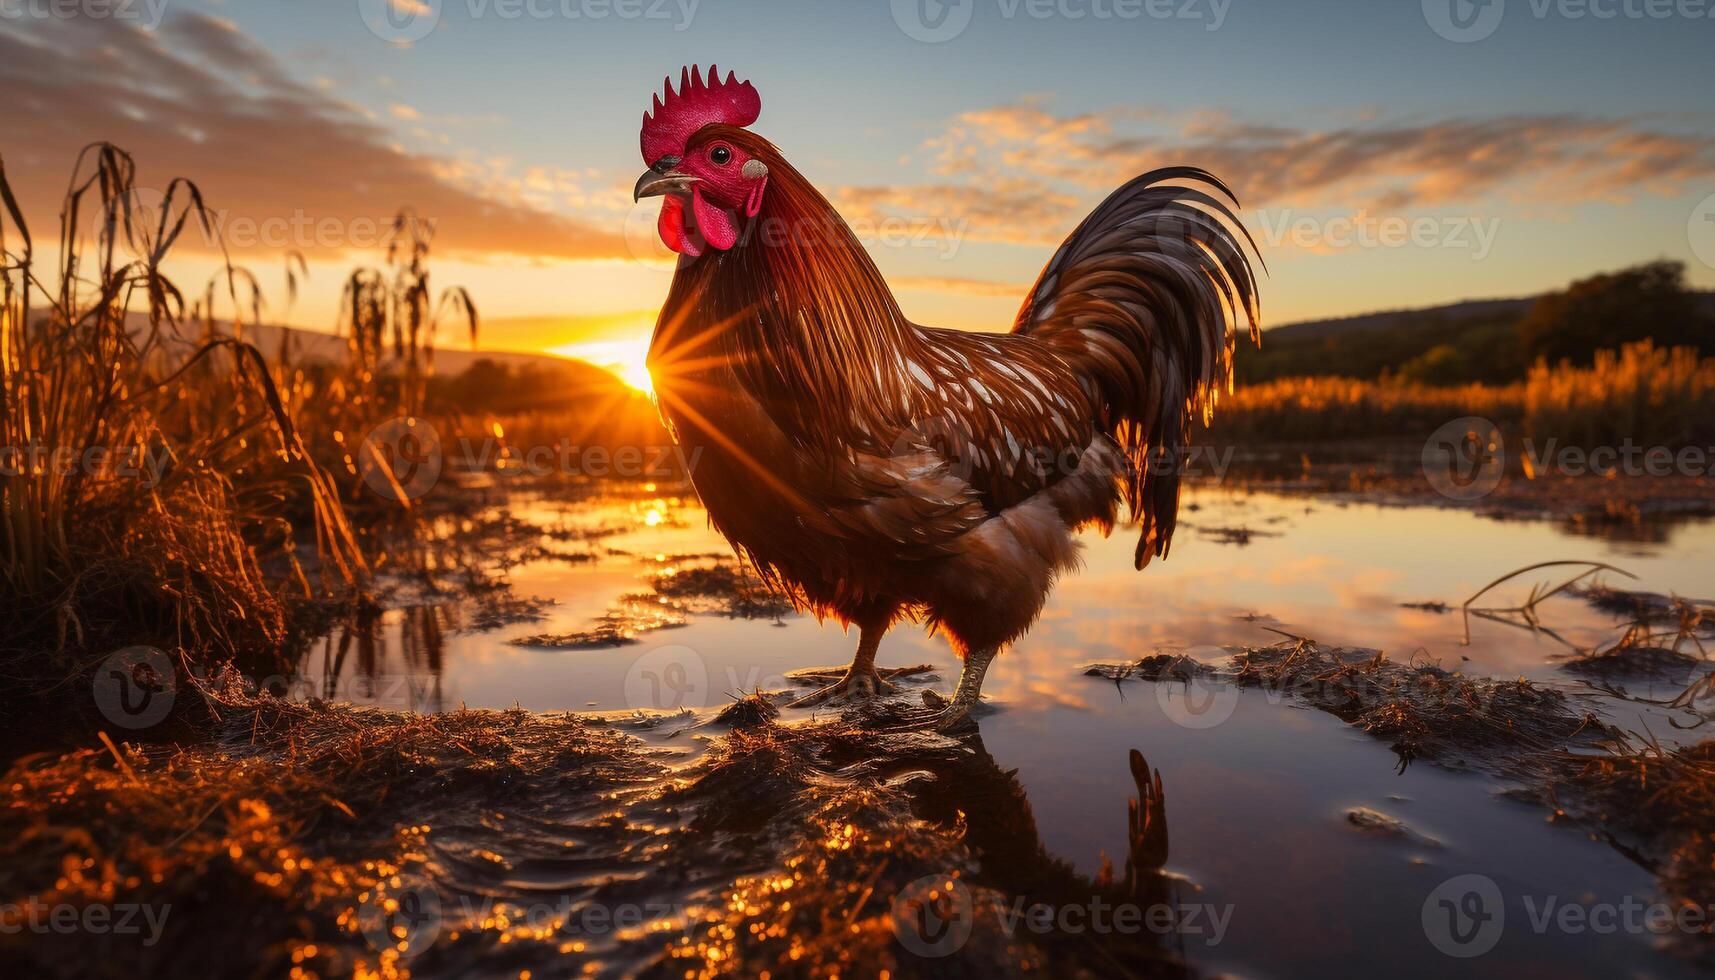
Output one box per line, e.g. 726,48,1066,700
635,157,692,201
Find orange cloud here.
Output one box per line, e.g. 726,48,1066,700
0,13,626,263
831,181,1082,247
848,102,1715,246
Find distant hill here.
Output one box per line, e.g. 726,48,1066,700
126,314,632,393
1242,289,1715,385
1262,297,1538,344
252,320,667,447
244,322,609,381
119,314,662,445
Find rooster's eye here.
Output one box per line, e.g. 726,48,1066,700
709,145,732,166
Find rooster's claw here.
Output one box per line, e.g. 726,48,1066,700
873,692,980,733
788,669,897,708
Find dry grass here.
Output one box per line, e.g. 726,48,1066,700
0,144,366,694
1213,341,1715,448
282,211,478,509
0,143,501,705
1526,341,1715,449
1213,375,1522,442
1556,739,1715,954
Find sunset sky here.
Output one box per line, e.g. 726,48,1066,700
3,0,1712,385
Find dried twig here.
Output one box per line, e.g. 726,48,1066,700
1461,560,1636,645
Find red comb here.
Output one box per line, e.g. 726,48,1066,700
641,64,761,164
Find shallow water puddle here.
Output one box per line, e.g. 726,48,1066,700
300,484,1715,978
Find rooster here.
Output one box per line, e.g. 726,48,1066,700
635,66,1260,730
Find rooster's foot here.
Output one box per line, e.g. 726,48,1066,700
929,704,978,733
788,669,897,708
786,664,933,708
876,691,980,733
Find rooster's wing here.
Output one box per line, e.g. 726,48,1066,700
891,327,1101,515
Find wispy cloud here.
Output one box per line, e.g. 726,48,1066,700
831,181,1081,248
0,12,626,261
848,101,1715,247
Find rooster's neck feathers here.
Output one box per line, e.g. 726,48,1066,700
655,129,922,453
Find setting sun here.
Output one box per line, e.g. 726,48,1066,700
548,334,655,394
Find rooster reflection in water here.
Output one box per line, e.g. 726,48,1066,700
638,67,1260,729
902,743,1187,972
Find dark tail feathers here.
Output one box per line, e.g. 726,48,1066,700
1013,167,1263,568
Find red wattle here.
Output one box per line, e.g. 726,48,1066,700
692,186,739,251
657,195,702,257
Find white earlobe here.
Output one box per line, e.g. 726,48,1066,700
741,159,769,180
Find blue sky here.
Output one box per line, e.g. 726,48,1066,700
3,0,1711,370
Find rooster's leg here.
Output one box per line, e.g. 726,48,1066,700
873,647,996,733
881,647,996,731
928,646,997,732
789,621,895,707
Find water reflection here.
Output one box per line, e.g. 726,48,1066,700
295,482,1715,732
906,737,1193,970
397,718,1202,977
302,605,448,713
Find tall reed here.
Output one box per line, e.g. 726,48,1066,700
0,144,365,676
1215,342,1714,450
1211,376,1526,443
260,210,481,507
1525,341,1715,449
